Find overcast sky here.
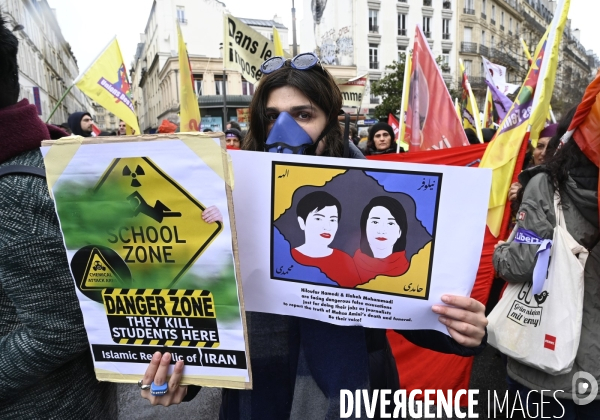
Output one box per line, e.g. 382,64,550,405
45,0,596,75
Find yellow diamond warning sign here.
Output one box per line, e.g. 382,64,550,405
81,247,124,290
93,157,222,288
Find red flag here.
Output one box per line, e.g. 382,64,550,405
368,142,530,405
92,123,101,136
563,68,600,224
405,26,468,151
388,114,400,140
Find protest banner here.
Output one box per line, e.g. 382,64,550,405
337,74,368,109
223,15,275,85
236,108,249,124
231,151,491,333
41,134,251,389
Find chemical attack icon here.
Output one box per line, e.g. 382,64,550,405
87,157,223,288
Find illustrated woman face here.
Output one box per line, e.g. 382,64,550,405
366,206,401,259
298,205,339,249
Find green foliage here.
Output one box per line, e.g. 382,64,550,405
371,53,456,120
370,54,407,120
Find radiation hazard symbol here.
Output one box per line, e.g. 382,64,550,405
91,157,223,288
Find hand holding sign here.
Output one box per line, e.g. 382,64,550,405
141,352,187,406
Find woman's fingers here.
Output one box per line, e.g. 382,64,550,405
153,352,172,386
432,295,487,347
141,352,162,390
202,206,223,224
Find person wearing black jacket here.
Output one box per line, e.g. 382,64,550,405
140,53,487,420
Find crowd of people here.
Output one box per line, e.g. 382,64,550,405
0,11,598,420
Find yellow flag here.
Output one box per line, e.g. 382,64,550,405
75,38,140,133
459,60,483,142
273,26,284,56
177,22,201,132
480,0,569,237
483,88,494,129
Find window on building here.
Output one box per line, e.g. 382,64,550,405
442,19,450,39
423,16,431,37
441,51,450,72
369,44,379,69
369,9,378,32
481,30,486,46
491,4,496,21
464,59,472,75
463,26,472,43
215,75,227,96
242,78,255,95
193,74,203,95
398,13,407,36
482,0,486,12
516,22,519,35
501,11,505,27
398,45,407,61
509,17,513,33
176,6,186,23
491,35,495,49
465,0,474,10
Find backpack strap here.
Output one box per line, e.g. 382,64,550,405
0,165,46,178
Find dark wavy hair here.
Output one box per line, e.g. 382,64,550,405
0,12,20,108
359,196,408,257
242,63,344,157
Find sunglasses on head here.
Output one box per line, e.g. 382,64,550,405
260,52,322,75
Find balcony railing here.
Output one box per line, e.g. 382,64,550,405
369,61,379,70
423,0,432,6
481,12,486,19
460,42,478,54
468,76,487,89
369,25,379,33
398,0,407,2
370,96,380,104
479,44,489,56
490,18,496,25
442,33,450,40
500,24,504,31
463,8,475,14
178,18,187,24
398,28,407,36
508,30,513,36
443,1,451,9
424,31,431,38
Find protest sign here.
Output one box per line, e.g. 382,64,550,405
41,134,251,389
230,151,491,333
338,75,367,108
223,15,274,85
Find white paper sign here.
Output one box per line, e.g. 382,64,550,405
231,151,491,334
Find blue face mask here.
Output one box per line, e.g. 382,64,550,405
265,112,314,154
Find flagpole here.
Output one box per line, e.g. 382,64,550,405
397,52,411,153
46,36,117,124
45,84,73,123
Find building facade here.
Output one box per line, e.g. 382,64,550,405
302,0,458,114
458,0,598,114
130,0,289,133
1,0,93,126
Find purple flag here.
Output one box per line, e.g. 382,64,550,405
486,80,513,122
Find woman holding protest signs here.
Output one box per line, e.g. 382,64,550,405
140,52,488,419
